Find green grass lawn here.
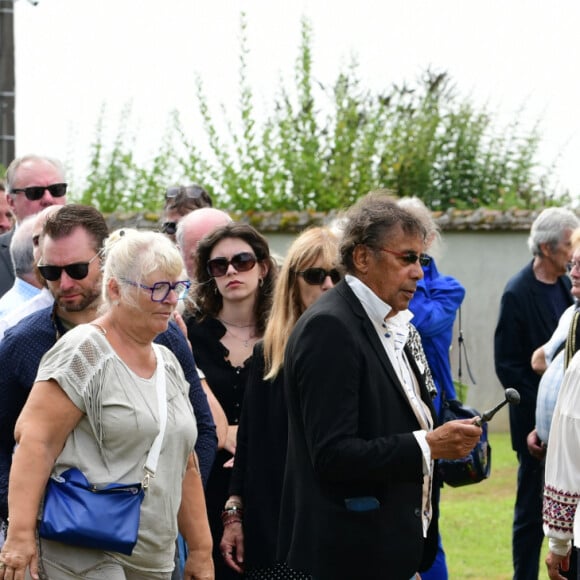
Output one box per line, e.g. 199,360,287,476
439,431,549,579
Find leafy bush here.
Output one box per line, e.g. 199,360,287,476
75,15,566,213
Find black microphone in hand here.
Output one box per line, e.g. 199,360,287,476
473,388,520,427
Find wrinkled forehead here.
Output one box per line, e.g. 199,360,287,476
12,159,64,187
42,228,96,262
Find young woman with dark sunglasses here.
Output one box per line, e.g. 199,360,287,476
185,222,276,580
220,226,341,579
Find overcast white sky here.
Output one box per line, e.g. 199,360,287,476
13,0,580,200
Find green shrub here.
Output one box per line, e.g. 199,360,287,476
74,15,566,214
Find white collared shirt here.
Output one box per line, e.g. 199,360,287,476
346,274,434,535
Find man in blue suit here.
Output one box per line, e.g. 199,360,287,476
495,207,580,580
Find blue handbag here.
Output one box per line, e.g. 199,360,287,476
39,344,168,555
39,468,144,555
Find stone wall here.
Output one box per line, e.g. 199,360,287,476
105,207,574,234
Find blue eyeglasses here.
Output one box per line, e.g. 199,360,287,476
121,279,191,302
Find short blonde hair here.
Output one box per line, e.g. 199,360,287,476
101,228,185,307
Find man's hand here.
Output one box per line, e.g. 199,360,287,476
426,419,482,460
531,345,547,375
546,549,570,580
526,428,547,461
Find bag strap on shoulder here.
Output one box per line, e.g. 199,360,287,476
142,344,168,488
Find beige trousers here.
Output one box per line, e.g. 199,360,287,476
31,539,173,580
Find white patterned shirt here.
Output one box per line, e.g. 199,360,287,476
346,275,434,536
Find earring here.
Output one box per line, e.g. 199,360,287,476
259,278,264,288
112,299,119,306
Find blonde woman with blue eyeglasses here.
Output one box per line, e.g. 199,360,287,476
0,230,213,580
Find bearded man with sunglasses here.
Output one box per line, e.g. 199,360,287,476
0,205,218,546
277,191,482,580
0,155,67,298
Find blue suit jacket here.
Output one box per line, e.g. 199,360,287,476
0,229,15,299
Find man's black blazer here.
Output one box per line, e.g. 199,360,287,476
0,229,15,298
494,260,573,452
278,280,438,580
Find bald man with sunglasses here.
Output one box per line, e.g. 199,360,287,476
0,155,67,298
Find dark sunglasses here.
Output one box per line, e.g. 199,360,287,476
38,254,99,282
161,221,177,235
166,185,206,199
206,252,257,278
378,247,431,267
11,183,67,201
296,268,341,286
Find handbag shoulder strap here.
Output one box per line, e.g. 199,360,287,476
143,344,168,486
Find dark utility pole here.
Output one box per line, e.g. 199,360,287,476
0,0,15,169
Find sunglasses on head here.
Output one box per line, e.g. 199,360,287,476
166,185,206,199
161,221,177,236
378,247,431,266
297,267,341,286
11,183,67,201
38,254,99,282
206,252,257,278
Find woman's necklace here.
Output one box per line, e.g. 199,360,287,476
218,318,256,329
221,324,257,348
224,328,256,348
218,318,258,348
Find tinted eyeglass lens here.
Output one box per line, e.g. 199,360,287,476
161,222,177,235
165,186,205,199
300,268,341,285
165,187,180,198
400,253,431,266
38,262,90,282
183,186,205,199
13,183,67,201
207,252,257,277
329,269,342,284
